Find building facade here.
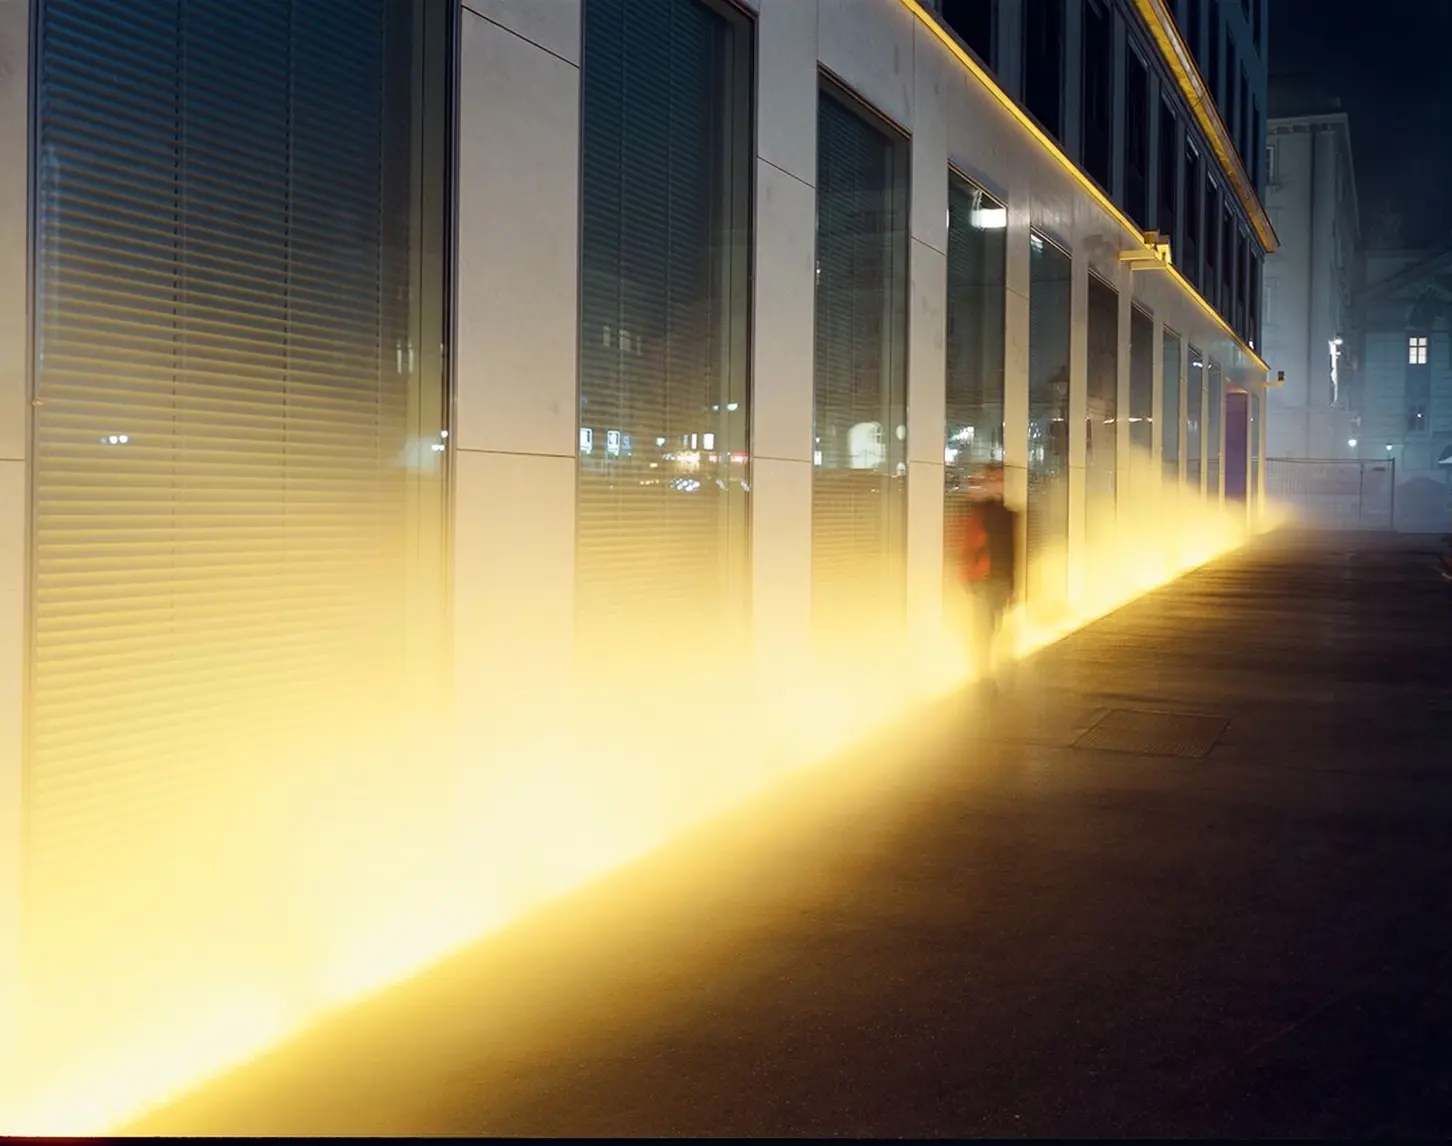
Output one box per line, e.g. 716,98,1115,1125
0,0,1275,1128
1355,245,1452,531
1261,84,1360,460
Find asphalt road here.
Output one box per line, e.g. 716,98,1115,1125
134,530,1452,1138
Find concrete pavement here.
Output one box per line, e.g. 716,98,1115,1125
133,530,1452,1138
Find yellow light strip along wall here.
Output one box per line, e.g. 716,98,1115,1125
900,0,1271,377
1131,0,1278,253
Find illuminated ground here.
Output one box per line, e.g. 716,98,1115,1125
132,530,1452,1138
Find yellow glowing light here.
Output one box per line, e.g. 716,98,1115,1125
3,434,1267,1136
902,0,1273,376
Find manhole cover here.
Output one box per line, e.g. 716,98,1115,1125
1073,708,1227,759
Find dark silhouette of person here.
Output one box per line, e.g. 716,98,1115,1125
947,462,1019,686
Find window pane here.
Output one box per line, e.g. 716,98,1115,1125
1207,361,1223,497
945,176,1006,475
29,0,452,1089
578,0,751,651
1027,234,1071,610
1163,329,1182,481
813,85,909,639
1186,348,1205,491
1183,147,1201,288
1024,0,1063,139
941,0,996,68
1086,274,1118,559
1158,100,1177,250
1081,0,1112,191
1125,51,1150,228
1130,306,1154,458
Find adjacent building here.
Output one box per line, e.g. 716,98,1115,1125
1355,244,1452,531
0,0,1275,1126
1261,80,1360,460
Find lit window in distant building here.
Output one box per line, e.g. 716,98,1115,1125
1409,335,1429,364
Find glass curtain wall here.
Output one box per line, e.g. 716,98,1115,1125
1186,347,1205,492
578,0,753,657
1027,233,1071,610
812,81,910,642
1085,274,1118,560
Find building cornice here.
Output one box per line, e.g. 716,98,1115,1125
1129,0,1279,254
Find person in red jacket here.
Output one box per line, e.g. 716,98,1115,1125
948,462,1020,686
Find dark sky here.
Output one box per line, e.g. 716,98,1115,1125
1270,0,1452,247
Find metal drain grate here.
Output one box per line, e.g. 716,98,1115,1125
1073,708,1228,759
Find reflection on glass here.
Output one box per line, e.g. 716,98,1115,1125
1186,348,1204,492
1162,329,1182,483
578,0,751,649
1207,361,1223,499
944,175,1006,486
1129,306,1154,456
1085,274,1118,557
1027,232,1071,608
812,84,909,637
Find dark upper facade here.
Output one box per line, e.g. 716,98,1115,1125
925,0,1273,352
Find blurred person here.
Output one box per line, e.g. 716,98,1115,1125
947,461,1019,688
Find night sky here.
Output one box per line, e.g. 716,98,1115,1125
1270,0,1452,247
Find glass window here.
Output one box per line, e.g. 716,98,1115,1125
1082,0,1112,192
1163,328,1183,483
944,176,1006,477
1249,249,1261,347
1406,339,1432,432
1250,389,1261,517
812,80,910,639
1158,100,1178,250
578,0,753,650
1208,7,1220,99
1221,201,1235,317
1027,232,1071,610
941,0,996,69
1125,49,1151,228
1130,306,1154,458
1186,348,1205,491
1183,145,1201,287
29,0,454,1087
1204,180,1220,305
1023,0,1064,140
1188,0,1203,62
1086,274,1119,557
1207,361,1223,498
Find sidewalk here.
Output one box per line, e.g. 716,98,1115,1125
133,530,1452,1138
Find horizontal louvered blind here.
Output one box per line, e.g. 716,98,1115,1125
1026,236,1070,605
28,0,424,1077
812,89,908,639
577,0,749,657
1185,350,1205,491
